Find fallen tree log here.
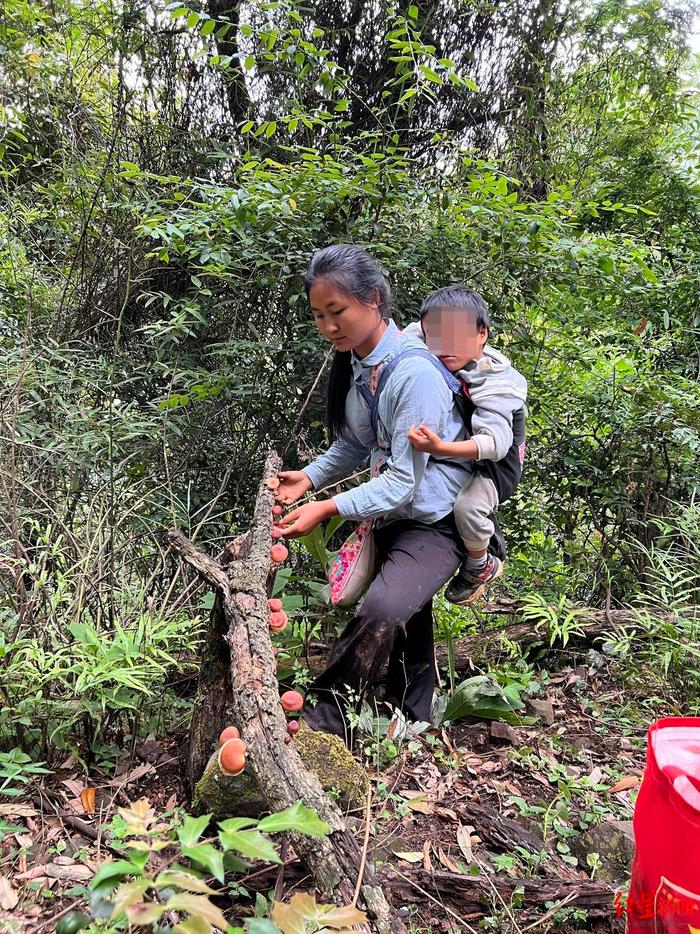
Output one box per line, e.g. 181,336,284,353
169,451,405,933
382,867,618,920
305,603,679,675
235,859,617,922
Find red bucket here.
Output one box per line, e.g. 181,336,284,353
627,717,700,931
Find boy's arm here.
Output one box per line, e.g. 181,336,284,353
407,425,480,459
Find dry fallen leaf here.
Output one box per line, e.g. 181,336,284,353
407,798,434,816
456,824,474,863
80,786,96,815
422,839,432,871
398,790,435,815
434,806,458,822
14,866,48,882
44,862,93,882
0,803,37,818
393,851,423,864
437,848,460,873
109,763,155,787
0,874,19,911
608,775,640,794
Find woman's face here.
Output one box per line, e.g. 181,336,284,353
309,279,383,357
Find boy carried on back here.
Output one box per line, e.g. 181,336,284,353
407,286,527,606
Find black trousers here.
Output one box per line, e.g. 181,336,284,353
304,513,464,741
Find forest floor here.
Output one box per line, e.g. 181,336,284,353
1,644,648,934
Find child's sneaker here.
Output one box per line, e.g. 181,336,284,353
445,554,503,606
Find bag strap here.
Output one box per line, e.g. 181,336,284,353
363,348,461,438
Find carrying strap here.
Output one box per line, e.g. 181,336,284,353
356,348,461,440
356,346,525,503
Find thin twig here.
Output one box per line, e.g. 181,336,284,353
520,891,579,932
282,348,333,458
352,786,373,907
390,866,481,933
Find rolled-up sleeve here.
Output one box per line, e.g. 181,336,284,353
304,434,371,490
333,364,452,521
471,408,513,461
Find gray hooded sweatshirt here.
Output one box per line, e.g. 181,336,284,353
402,321,528,463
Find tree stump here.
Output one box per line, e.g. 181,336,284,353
168,451,404,933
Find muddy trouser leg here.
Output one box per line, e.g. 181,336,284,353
305,515,464,741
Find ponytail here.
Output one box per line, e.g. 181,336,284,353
326,351,353,441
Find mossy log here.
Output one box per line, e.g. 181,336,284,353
168,451,403,934
193,724,369,818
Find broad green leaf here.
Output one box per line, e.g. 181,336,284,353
257,802,330,837
91,859,142,891
110,880,151,918
178,813,212,847
218,817,258,833
166,893,230,930
182,843,225,883
323,515,346,545
442,675,536,725
200,18,216,36
245,920,281,933
156,869,216,894
126,901,166,924
176,916,213,934
419,64,442,84
271,893,367,932
218,829,282,864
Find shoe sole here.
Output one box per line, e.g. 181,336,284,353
449,559,504,607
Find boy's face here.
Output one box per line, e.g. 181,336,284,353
422,306,488,372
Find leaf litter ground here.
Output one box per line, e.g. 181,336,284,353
0,651,646,933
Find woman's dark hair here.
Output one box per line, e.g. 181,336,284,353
304,244,392,441
420,285,491,331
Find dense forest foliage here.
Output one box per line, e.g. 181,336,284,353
1,0,700,926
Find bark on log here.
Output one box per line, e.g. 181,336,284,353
381,868,618,920
241,861,617,921
169,451,405,933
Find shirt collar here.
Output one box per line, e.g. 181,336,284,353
350,320,400,382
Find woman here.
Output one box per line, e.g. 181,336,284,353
276,244,469,740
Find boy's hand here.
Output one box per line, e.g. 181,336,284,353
278,500,338,538
407,424,444,455
275,470,313,506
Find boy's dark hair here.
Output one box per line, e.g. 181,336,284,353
420,285,491,331
304,244,392,441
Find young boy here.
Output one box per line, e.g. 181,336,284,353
406,286,527,606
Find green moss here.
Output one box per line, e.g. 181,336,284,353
295,722,370,808
192,751,267,818
193,726,369,817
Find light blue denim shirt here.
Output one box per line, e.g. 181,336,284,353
303,321,471,525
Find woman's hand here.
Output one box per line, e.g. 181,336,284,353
275,470,313,506
407,424,444,455
278,500,338,539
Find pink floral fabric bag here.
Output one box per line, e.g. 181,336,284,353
324,364,384,608
325,516,376,607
